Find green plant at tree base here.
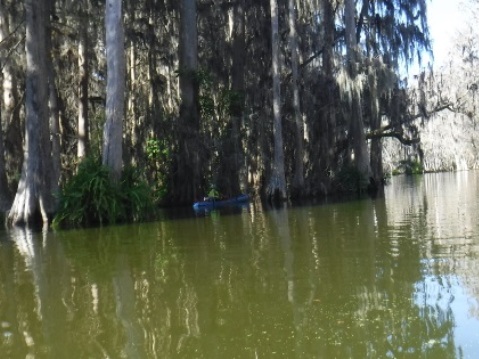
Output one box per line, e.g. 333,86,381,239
335,164,369,193
398,158,424,175
52,157,156,229
120,166,156,221
145,137,169,201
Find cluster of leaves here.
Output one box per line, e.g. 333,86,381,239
53,157,155,228
334,164,370,193
175,68,245,121
146,137,170,200
396,159,424,175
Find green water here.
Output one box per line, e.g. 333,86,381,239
1,172,479,358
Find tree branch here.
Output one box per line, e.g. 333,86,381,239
410,102,455,120
367,129,420,145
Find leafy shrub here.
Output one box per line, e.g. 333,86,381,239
334,164,369,193
119,166,156,222
145,137,169,201
398,158,424,175
53,157,155,228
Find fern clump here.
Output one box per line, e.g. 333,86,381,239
53,157,155,228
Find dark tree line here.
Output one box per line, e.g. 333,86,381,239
0,0,431,226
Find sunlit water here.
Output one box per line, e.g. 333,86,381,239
1,172,479,358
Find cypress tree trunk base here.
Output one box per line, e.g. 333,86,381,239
8,174,50,227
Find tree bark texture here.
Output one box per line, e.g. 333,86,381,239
267,0,287,201
267,0,287,200
103,0,125,182
0,108,10,211
217,0,245,197
8,0,55,226
289,0,305,196
46,0,60,196
170,0,202,204
307,0,337,196
0,3,12,210
77,25,89,159
1,1,23,186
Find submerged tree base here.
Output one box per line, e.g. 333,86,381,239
266,187,286,205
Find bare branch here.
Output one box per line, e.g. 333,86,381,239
367,129,420,145
410,103,455,120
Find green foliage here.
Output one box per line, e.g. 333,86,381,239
145,137,169,200
193,68,213,87
199,93,215,119
119,166,156,222
146,138,169,160
53,157,155,229
174,68,212,87
392,168,402,176
90,112,106,156
218,89,245,117
196,69,216,119
335,165,369,193
175,69,245,124
398,159,424,175
175,68,217,120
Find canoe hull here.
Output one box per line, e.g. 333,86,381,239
193,194,250,210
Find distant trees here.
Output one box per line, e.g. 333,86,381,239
386,0,479,173
0,0,435,227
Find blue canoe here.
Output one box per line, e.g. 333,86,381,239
193,194,250,210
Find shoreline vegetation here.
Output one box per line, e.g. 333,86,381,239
2,0,479,228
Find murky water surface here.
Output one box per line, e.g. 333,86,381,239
1,172,479,358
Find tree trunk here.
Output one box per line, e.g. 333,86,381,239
125,2,139,167
8,0,55,226
146,6,160,134
0,108,10,211
128,41,138,166
321,0,336,176
103,0,125,182
1,1,22,184
77,25,89,159
288,0,304,197
0,2,12,210
307,0,337,196
229,0,246,194
267,0,287,201
344,0,370,185
218,0,245,197
46,0,60,195
48,74,60,194
170,0,201,204
369,64,383,187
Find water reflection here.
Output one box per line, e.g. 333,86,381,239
0,173,479,357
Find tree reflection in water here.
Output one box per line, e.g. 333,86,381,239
0,173,478,357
